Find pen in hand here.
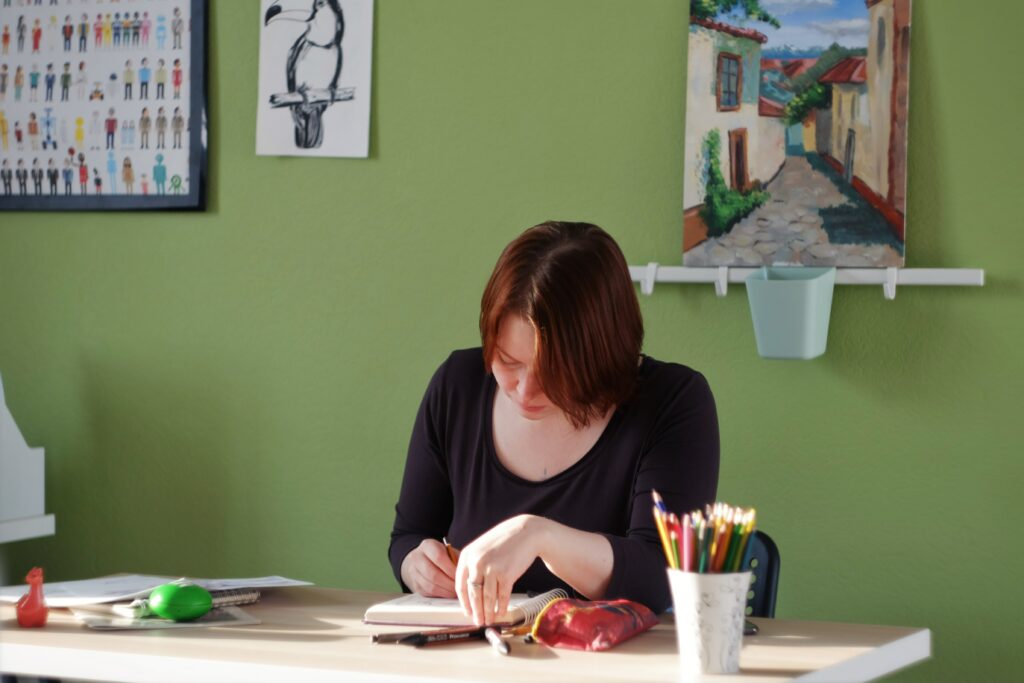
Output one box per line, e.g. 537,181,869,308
442,537,460,565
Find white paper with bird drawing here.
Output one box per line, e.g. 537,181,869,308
256,0,373,157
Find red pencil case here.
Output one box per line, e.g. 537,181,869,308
530,598,659,651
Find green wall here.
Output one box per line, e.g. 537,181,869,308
2,2,1021,680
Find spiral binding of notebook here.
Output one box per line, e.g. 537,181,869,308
112,588,262,618
516,588,569,625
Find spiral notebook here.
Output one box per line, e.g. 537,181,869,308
363,588,568,627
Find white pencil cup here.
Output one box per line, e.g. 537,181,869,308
667,569,751,676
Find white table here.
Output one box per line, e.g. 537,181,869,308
0,586,930,682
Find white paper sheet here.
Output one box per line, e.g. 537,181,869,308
256,0,374,157
0,574,312,607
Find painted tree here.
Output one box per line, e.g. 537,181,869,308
691,0,781,29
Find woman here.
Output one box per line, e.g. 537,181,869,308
389,221,719,626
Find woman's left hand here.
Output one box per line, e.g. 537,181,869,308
454,514,548,626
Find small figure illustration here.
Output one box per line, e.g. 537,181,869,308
171,7,184,50
112,12,121,48
30,157,43,194
138,106,150,148
88,81,103,101
14,65,24,101
15,158,28,194
141,12,151,47
61,15,73,52
105,71,116,100
78,13,88,53
0,108,8,151
122,59,133,100
120,118,130,149
77,151,88,193
171,58,182,99
155,105,166,149
14,118,22,149
122,156,133,194
152,153,166,194
170,174,182,194
15,568,48,628
92,165,101,194
106,150,117,193
0,158,12,195
131,12,142,47
59,61,70,101
102,14,112,48
0,63,7,101
62,156,72,194
74,115,84,149
138,57,150,99
140,171,148,195
75,60,87,99
31,18,42,53
46,15,58,52
171,106,183,148
41,107,56,149
104,107,116,149
155,15,167,50
46,157,58,194
16,15,26,54
43,63,55,101
1,24,10,56
155,58,166,99
28,63,39,101
93,14,102,49
122,13,133,49
26,111,39,150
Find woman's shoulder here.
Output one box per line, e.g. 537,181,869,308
634,355,714,404
426,347,489,393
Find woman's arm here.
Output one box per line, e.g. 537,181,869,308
454,514,614,626
388,359,457,595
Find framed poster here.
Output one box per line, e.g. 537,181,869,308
0,0,207,210
255,0,374,158
682,0,910,268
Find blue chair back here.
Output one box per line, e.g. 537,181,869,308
743,530,780,618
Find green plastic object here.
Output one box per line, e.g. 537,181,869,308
745,267,836,360
147,582,213,621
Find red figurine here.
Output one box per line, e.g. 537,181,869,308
16,567,49,628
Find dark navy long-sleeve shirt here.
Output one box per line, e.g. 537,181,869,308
388,348,719,612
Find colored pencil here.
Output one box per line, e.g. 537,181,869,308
652,505,674,567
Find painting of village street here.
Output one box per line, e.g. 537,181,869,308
682,0,911,267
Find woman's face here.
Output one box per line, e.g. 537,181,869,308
491,315,554,421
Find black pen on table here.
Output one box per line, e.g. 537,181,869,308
374,624,511,655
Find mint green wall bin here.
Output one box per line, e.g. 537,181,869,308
745,267,837,359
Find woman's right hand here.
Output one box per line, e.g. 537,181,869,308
399,538,457,597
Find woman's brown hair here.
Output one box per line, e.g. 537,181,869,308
480,221,644,428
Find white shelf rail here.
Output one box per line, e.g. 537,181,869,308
629,265,985,300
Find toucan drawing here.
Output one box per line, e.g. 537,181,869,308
265,0,348,149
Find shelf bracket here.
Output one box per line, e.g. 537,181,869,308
715,267,729,298
641,262,659,296
883,267,898,300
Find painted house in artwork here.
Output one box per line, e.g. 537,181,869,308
683,17,787,252
866,0,911,240
817,0,910,242
819,56,869,185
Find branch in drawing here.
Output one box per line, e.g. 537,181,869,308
264,0,347,149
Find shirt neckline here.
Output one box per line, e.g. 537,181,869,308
482,372,628,487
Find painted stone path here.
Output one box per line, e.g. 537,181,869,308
685,155,903,267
